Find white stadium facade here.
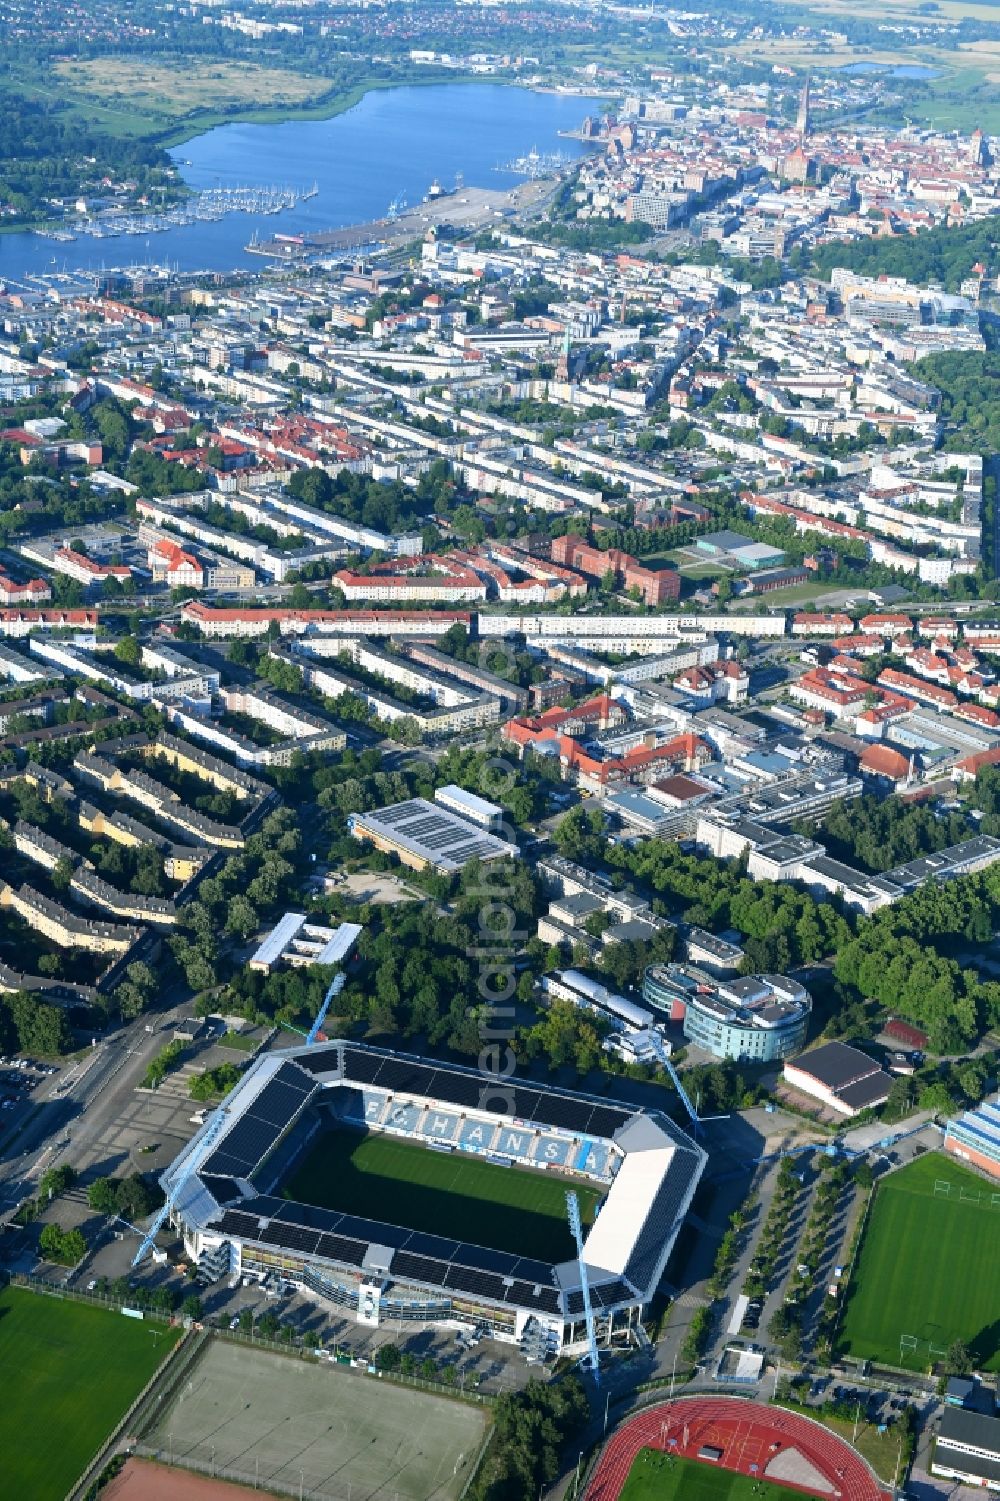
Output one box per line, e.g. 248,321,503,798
165,1040,707,1355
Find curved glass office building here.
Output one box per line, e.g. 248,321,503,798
642,964,811,1062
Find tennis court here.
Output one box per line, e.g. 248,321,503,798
140,1337,487,1501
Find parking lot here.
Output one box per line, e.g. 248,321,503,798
0,1055,57,1117
189,1274,538,1397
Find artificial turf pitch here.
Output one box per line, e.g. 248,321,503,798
619,1449,799,1501
0,1284,182,1500
283,1128,604,1261
839,1152,1000,1371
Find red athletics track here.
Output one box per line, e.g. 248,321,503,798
585,1396,893,1501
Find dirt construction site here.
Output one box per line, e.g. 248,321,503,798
137,1339,489,1501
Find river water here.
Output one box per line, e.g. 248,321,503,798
0,84,602,283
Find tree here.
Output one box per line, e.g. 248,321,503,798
87,1178,119,1215
853,1161,875,1191
946,1339,973,1376
918,1080,957,1115
226,896,258,941
115,1173,158,1222
181,1294,203,1322
39,1164,75,1202
39,1223,86,1265
189,1062,242,1101
114,635,141,667
8,993,72,1054
257,1311,280,1340
51,854,74,893
957,1059,988,1103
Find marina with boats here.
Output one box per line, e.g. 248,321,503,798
34,182,319,243
495,146,571,178
0,85,600,282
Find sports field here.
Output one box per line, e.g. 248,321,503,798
619,1449,798,1501
141,1339,487,1501
284,1129,603,1261
840,1153,1000,1371
0,1284,182,1500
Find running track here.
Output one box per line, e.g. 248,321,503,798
585,1397,893,1501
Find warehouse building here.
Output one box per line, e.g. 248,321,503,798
783,1041,891,1117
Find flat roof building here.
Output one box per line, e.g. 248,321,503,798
685,927,744,974
433,784,505,832
883,835,1000,892
349,798,514,874
643,963,811,1063
604,786,682,836
249,913,363,973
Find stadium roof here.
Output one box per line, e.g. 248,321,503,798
577,1135,675,1282
168,1041,706,1321
215,1196,566,1316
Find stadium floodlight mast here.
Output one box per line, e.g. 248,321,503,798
307,973,345,1047
132,1102,230,1267
661,1058,728,1137
282,973,347,1048
565,1189,600,1381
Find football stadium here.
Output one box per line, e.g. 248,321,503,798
164,1040,707,1356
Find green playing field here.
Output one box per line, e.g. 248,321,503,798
839,1152,1000,1371
283,1128,603,1260
619,1448,800,1500
0,1284,181,1500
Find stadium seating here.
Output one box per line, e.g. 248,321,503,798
418,1107,462,1142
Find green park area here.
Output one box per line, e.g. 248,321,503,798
619,1448,800,1501
839,1152,1000,1371
0,1284,182,1499
283,1128,602,1261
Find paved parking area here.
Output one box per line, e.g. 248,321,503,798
907,1465,989,1500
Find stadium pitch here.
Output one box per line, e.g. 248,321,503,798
141,1338,488,1501
284,1128,604,1261
839,1153,1000,1371
0,1284,182,1500
619,1449,800,1500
